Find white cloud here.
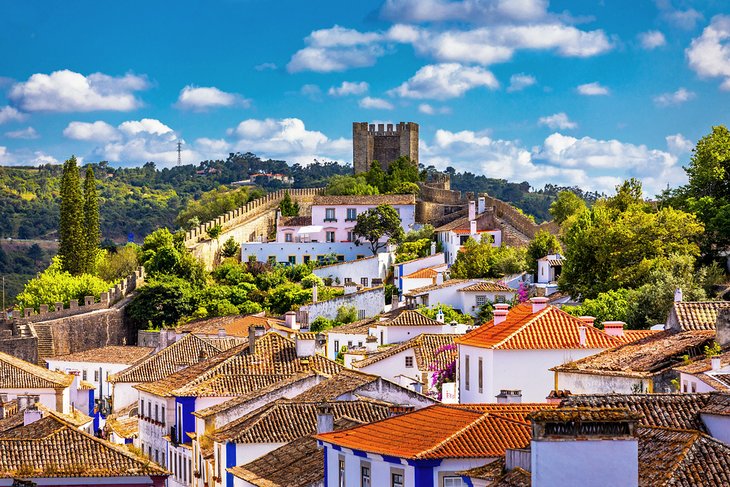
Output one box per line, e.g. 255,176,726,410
300,84,322,101
576,82,610,95
28,152,59,165
8,70,149,112
380,0,550,24
656,0,702,30
254,62,277,71
176,85,249,110
507,73,536,92
63,121,121,142
666,133,693,154
0,147,58,166
4,127,39,139
389,63,498,100
418,103,451,115
359,97,394,110
118,118,174,137
686,15,730,90
0,106,26,124
328,81,369,96
638,30,666,49
653,87,696,106
229,117,350,164
195,138,231,158
538,112,577,130
287,26,386,73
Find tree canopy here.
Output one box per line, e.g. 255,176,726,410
353,204,404,254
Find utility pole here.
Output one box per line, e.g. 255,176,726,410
177,141,182,166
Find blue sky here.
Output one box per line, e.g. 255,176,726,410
1,0,730,195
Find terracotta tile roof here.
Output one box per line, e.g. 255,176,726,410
177,314,285,338
313,194,416,206
352,333,457,370
172,374,292,398
40,405,93,429
674,351,730,391
0,416,167,478
395,252,445,266
403,279,471,296
559,394,713,431
457,303,622,350
552,330,716,378
317,404,532,459
638,425,730,487
213,400,390,443
106,414,139,439
449,403,558,423
293,369,379,402
699,393,730,417
228,435,322,487
403,267,438,279
279,215,312,227
0,412,23,436
528,407,643,423
325,317,376,335
458,281,513,293
0,351,74,389
46,346,155,365
675,351,730,375
456,458,505,482
671,301,730,331
379,309,444,327
434,212,493,233
614,329,660,344
109,333,243,384
78,380,96,390
492,467,532,486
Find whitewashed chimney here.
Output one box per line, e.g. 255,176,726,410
435,273,444,285
493,308,509,325
496,390,522,404
217,328,226,338
468,200,476,221
712,356,722,371
435,308,445,323
602,321,625,337
674,288,683,302
530,296,549,313
312,283,318,304
285,311,299,331
365,335,378,352
430,241,437,255
578,326,587,347
579,316,596,327
23,407,42,426
316,403,334,435
470,219,477,235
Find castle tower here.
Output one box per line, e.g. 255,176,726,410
353,122,419,174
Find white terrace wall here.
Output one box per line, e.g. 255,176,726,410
298,287,385,326
184,188,324,270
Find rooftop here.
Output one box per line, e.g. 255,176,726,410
403,279,471,297
46,346,155,365
325,317,377,335
377,309,444,327
552,330,716,379
293,369,379,402
456,303,622,350
403,267,439,279
352,333,458,370
458,281,514,293
279,215,312,227
670,301,730,331
177,314,285,338
316,404,532,459
312,194,416,206
0,351,74,389
434,211,494,233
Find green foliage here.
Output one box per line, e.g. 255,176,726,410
265,282,311,314
82,166,101,274
705,341,722,358
396,239,433,263
126,275,196,329
207,224,222,241
221,236,240,258
324,175,379,196
59,156,85,275
211,262,255,286
278,190,300,216
476,301,495,324
309,305,358,332
605,178,645,212
450,238,528,279
301,273,324,289
336,305,358,324
417,304,473,325
526,230,561,273
97,244,140,282
15,257,114,311
365,161,386,191
353,204,404,254
309,316,335,333
549,190,587,224
140,228,206,286
563,289,636,327
176,186,257,230
326,157,422,196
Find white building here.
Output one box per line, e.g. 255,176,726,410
435,198,502,265
312,252,392,288
675,351,730,393
456,298,624,403
403,279,516,317
0,351,76,414
394,252,447,293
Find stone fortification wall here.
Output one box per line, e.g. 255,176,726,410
484,196,560,239
184,188,324,269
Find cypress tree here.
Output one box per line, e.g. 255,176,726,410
83,165,100,273
59,156,85,275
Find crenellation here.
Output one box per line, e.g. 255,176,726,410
39,304,48,314
353,121,418,174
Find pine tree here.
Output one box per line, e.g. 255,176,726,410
83,165,100,273
59,156,85,275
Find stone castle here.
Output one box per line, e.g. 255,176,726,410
352,122,419,174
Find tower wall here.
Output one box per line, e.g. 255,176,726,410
352,122,419,174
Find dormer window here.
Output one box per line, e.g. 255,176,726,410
325,208,336,221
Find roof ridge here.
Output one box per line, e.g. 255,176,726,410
490,304,551,349
417,410,493,458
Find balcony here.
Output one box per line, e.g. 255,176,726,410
323,218,337,223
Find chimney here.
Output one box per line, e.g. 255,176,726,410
496,390,522,404
530,296,548,314
674,288,683,302
493,309,509,325
545,390,571,405
365,335,378,352
430,241,436,255
217,327,226,338
391,291,400,309
248,325,259,355
579,316,596,327
602,321,625,337
388,405,415,417
312,283,318,304
468,200,476,221
435,308,445,323
316,403,334,435
712,356,722,371
717,309,730,348
23,406,42,426
478,196,485,215
285,311,299,330
435,273,444,285
470,219,477,235
578,326,587,347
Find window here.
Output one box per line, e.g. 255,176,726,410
161,406,165,425
348,341,353,348
392,472,404,487
345,277,353,284
106,370,109,380
94,370,99,381
82,369,87,380
465,354,470,391
155,449,159,463
478,357,483,393
347,208,357,221
405,356,414,368
337,255,345,262
372,278,383,286
691,382,697,393
361,464,371,487
358,309,366,319
334,340,340,353
495,294,506,303
303,255,311,264
326,231,335,243
475,295,487,307
347,230,355,242
356,254,365,260
155,404,159,422
288,255,296,265
339,456,346,487
443,477,467,487
148,446,152,458
148,402,151,419
325,208,336,221
285,232,293,242
361,277,369,287
140,399,145,417
683,381,688,393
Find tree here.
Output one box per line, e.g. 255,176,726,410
686,125,730,199
221,236,240,258
563,288,636,327
278,190,300,217
526,230,561,273
606,178,644,212
207,224,222,242
27,244,44,263
549,191,586,224
126,275,196,329
82,166,101,274
450,238,527,279
353,205,404,254
365,160,385,191
58,156,85,275
324,175,379,196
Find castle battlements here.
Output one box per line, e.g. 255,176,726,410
353,121,419,174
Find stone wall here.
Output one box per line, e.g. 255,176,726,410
353,122,418,174
184,188,324,270
0,334,37,363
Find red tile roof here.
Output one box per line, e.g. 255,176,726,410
458,281,513,293
316,404,532,459
403,267,438,279
456,303,622,350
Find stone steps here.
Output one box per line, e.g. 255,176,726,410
33,324,55,365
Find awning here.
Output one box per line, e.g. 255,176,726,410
297,225,323,234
